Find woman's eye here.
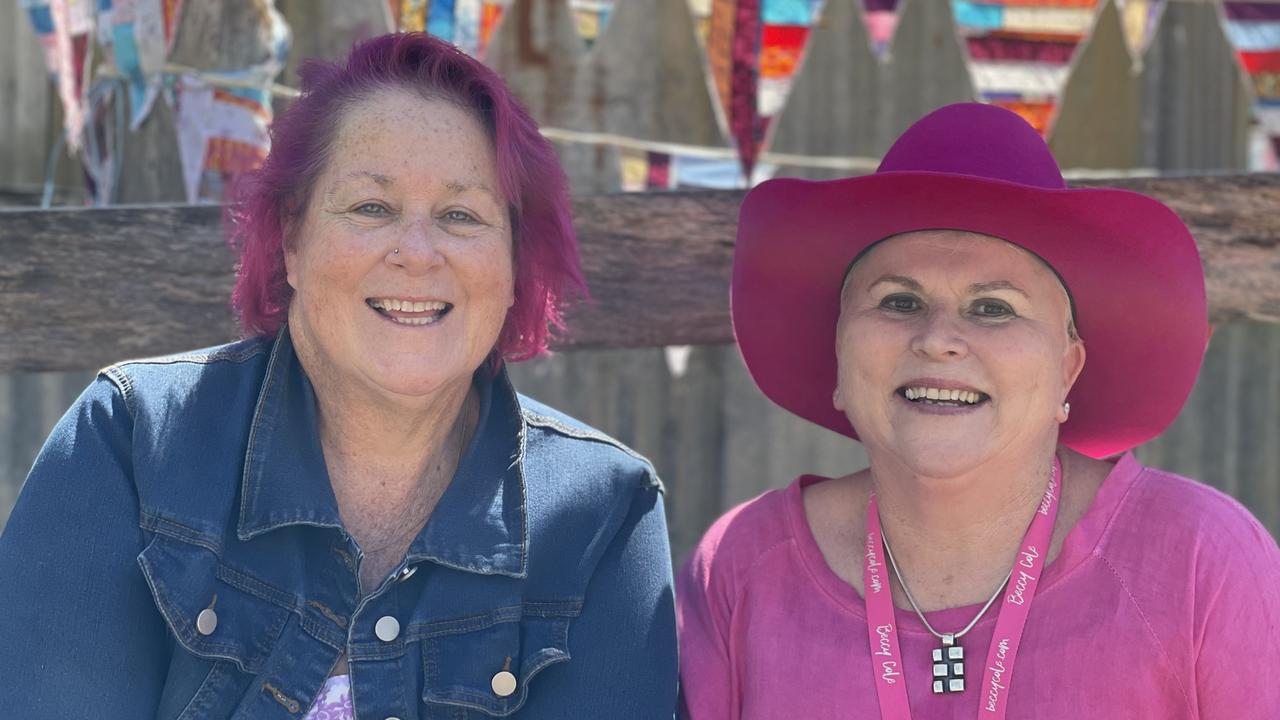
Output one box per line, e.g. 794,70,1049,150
972,299,1015,318
879,294,922,313
443,209,479,224
353,202,390,216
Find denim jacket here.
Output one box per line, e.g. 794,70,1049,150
0,329,677,719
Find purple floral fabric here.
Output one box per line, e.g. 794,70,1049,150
304,674,353,720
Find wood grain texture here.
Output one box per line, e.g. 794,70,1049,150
2,175,1278,372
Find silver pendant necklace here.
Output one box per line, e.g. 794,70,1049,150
880,528,1012,694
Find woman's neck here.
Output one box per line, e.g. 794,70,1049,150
290,323,480,557
867,446,1059,612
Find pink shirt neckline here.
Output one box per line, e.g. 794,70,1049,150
782,451,1142,633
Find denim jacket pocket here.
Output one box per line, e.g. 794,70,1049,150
138,533,292,674
421,603,578,717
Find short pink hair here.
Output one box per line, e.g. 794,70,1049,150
228,32,586,362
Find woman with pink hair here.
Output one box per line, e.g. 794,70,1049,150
0,33,677,719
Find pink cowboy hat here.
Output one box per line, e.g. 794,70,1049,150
732,103,1209,458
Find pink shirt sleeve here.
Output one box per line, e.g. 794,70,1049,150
1189,495,1280,716
676,512,737,720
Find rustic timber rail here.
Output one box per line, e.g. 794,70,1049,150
2,174,1279,373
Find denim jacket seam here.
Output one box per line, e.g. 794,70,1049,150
100,365,136,418
402,601,584,642
237,333,288,541
298,611,347,652
103,341,267,371
139,510,222,554
515,400,531,576
521,410,647,462
521,410,664,495
212,563,299,612
138,513,301,612
409,552,527,579
421,647,569,715
137,555,289,675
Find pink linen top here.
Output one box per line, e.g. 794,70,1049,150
676,453,1280,719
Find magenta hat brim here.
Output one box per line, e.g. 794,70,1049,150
732,172,1209,459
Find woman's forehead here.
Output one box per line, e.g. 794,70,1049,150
850,230,1059,289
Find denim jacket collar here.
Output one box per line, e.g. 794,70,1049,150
237,327,527,578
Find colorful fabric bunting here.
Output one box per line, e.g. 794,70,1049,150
1225,2,1280,170
97,0,184,129
23,0,95,152
172,6,287,203
953,0,1098,135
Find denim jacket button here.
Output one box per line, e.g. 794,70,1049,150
196,608,218,636
374,615,400,642
491,670,517,698
397,565,417,582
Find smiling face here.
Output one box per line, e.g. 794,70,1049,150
834,230,1085,477
284,88,514,404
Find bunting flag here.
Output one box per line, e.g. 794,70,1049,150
571,0,614,47
1224,1,1280,170
953,0,1100,135
96,0,184,129
389,0,510,56
172,6,288,203
23,0,95,152
759,0,821,118
1119,0,1164,57
864,0,901,53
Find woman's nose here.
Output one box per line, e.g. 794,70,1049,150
909,309,969,360
386,216,446,273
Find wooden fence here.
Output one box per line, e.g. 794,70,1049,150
2,177,1279,558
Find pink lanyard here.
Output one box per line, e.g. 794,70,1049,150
862,458,1061,720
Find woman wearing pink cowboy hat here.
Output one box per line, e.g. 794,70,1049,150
677,103,1280,719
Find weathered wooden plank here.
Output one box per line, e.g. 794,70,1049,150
2,174,1279,372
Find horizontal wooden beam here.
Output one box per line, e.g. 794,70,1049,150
2,174,1278,372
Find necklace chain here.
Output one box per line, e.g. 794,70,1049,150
876,460,1057,642
880,529,1010,641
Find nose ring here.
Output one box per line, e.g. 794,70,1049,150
392,248,400,255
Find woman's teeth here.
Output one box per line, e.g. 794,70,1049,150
369,298,448,313
902,387,984,404
367,298,450,325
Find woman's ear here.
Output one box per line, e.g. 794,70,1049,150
282,218,301,291
1059,340,1086,420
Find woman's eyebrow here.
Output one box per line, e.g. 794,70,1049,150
324,171,394,202
445,181,502,204
969,280,1029,298
868,275,923,292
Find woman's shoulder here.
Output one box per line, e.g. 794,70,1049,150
517,394,661,491
1092,456,1278,601
1109,458,1275,552
99,336,272,407
681,480,805,592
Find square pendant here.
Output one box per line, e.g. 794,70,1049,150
931,635,966,694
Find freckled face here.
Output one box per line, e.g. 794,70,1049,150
285,89,514,402
833,231,1085,476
